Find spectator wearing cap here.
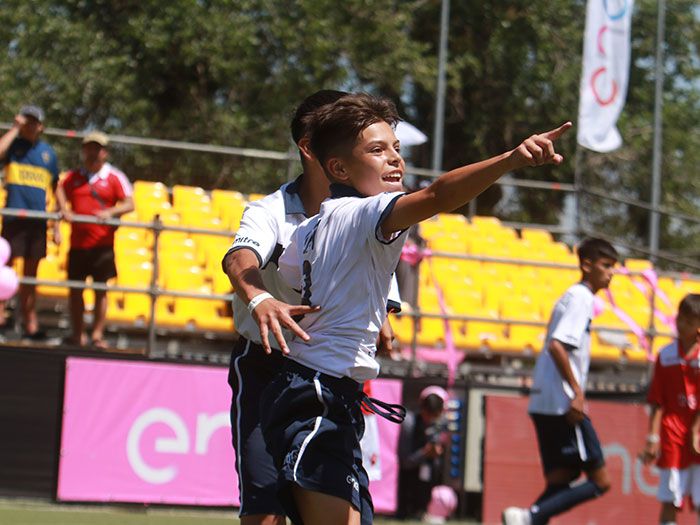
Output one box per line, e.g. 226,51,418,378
56,131,133,348
396,385,449,520
0,105,60,338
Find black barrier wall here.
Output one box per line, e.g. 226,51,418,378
0,347,66,497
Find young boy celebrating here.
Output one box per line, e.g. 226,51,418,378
643,294,700,525
502,238,618,525
258,92,571,525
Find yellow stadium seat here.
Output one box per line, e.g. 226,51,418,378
390,311,416,346
590,333,622,361
500,297,544,353
37,255,67,298
470,215,502,231
117,261,153,287
460,309,505,350
107,291,152,325
520,228,553,245
137,200,174,223
212,269,233,295
624,258,653,273
172,185,209,210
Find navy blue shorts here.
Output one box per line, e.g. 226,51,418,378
228,337,286,517
260,358,373,525
530,413,606,474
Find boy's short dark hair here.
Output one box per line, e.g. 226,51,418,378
679,294,700,320
290,90,349,144
576,237,619,265
306,93,400,167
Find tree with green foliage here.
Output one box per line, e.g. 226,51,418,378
0,0,697,267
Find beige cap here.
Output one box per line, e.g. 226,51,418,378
82,131,109,147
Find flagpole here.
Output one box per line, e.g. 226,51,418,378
649,0,666,263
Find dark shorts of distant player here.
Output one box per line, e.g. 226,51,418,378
227,336,286,517
260,357,373,525
1,218,47,261
531,413,605,474
67,246,117,283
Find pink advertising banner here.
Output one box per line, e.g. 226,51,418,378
57,357,401,511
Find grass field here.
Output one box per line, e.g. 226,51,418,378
0,498,481,525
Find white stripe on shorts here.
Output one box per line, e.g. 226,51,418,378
574,424,588,462
233,340,252,514
293,372,328,482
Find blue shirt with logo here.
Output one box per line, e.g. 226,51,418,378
3,138,59,219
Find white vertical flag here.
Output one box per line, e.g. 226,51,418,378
577,0,634,152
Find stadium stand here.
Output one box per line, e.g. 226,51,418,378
14,181,697,367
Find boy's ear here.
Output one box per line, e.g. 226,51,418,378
327,158,350,183
580,258,592,275
297,138,314,162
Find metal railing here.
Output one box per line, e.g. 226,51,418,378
0,207,690,368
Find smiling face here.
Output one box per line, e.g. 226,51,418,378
327,121,405,196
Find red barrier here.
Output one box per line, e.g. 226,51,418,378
483,395,695,525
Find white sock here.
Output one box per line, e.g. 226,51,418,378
660,521,676,525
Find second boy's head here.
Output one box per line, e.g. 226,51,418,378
576,238,619,293
290,89,348,169
676,294,700,348
306,93,405,196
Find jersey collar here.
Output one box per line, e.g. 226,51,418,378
330,183,365,199
282,175,306,215
81,162,111,182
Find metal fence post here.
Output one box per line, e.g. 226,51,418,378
147,216,162,357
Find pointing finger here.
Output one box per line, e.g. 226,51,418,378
542,121,573,141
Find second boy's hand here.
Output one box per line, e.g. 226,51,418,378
252,298,320,355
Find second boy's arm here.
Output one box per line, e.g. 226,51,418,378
381,122,571,236
549,338,585,425
223,248,316,354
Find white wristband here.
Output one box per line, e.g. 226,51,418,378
646,434,660,444
247,292,274,314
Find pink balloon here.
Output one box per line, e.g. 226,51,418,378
426,485,458,519
0,237,10,267
0,266,19,300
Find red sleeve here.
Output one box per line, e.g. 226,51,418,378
646,357,665,407
109,174,126,201
61,171,75,199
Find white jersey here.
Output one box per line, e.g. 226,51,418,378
278,185,407,381
223,178,401,349
528,283,594,415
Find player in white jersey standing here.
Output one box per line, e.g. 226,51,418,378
502,237,618,525
262,93,572,525
222,90,398,525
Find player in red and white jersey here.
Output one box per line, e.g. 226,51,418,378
56,131,133,348
642,293,700,524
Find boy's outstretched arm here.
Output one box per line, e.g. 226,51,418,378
381,122,572,236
